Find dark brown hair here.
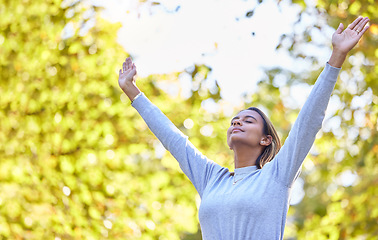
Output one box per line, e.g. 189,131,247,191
247,107,281,168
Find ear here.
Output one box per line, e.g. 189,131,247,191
260,135,272,146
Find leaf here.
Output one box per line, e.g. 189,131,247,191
246,10,254,18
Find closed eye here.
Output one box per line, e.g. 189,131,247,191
245,115,257,123
230,116,256,125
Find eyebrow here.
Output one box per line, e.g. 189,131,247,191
231,115,258,122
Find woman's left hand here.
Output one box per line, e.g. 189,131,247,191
332,16,370,55
328,16,370,68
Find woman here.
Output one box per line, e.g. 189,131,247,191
118,17,369,239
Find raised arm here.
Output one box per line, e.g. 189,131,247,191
118,57,223,196
269,17,370,186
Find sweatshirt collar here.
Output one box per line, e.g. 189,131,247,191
234,165,258,176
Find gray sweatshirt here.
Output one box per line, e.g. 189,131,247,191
132,63,341,239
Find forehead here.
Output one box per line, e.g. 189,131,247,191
233,110,263,121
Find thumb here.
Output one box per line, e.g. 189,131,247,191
336,23,344,34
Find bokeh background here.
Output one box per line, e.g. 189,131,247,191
0,0,377,239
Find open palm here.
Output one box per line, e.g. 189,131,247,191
332,17,370,54
118,57,137,91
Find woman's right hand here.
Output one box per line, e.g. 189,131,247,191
118,57,141,101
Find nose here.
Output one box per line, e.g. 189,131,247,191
232,119,242,126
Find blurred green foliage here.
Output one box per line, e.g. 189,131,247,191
263,0,378,239
0,0,377,239
0,1,230,239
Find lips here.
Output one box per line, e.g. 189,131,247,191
232,128,243,133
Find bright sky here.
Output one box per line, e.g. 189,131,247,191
96,0,308,104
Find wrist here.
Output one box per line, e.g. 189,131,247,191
328,50,347,68
122,82,141,101
131,92,142,104
331,48,349,57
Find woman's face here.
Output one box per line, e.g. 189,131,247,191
227,110,266,150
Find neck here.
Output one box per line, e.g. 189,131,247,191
232,144,263,169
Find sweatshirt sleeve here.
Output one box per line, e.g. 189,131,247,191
131,94,223,197
269,63,341,187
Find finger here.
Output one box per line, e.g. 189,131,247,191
355,17,369,29
355,17,370,34
336,23,344,34
124,58,129,71
126,57,132,69
359,24,370,36
347,16,363,30
360,17,370,30
119,69,122,75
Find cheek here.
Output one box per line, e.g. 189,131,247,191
251,123,264,134
226,127,232,136
247,126,264,140
226,128,232,145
